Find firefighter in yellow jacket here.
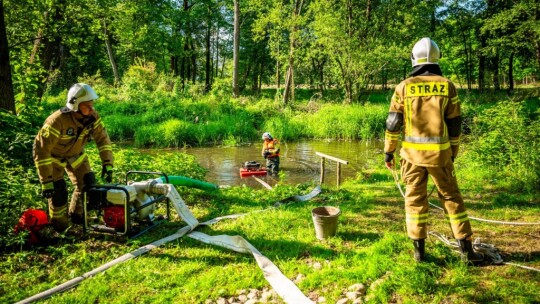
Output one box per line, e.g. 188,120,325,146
33,83,114,232
261,132,280,174
384,38,483,264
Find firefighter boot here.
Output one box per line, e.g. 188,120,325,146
49,179,70,232
413,239,425,262
457,238,484,265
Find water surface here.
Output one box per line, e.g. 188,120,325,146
179,140,384,188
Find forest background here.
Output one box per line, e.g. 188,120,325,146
0,0,539,303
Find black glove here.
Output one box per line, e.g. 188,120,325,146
263,151,271,159
384,153,394,163
41,182,55,198
101,164,113,183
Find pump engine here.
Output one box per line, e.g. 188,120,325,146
83,171,170,237
242,161,261,171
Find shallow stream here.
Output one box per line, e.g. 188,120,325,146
175,140,384,188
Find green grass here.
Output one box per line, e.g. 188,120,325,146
2,83,539,303
1,161,538,304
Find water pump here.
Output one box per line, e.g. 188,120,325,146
242,161,261,171
83,171,171,237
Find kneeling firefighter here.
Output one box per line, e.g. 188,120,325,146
384,38,484,264
33,83,114,232
261,132,280,174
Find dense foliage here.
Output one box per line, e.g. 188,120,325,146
463,99,540,192
1,2,539,302
2,0,540,111
0,105,209,250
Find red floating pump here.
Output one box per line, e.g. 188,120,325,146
14,209,50,245
103,206,125,229
240,161,267,177
242,161,261,171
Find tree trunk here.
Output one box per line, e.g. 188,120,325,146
283,65,294,104
535,2,540,78
460,27,472,91
0,0,15,113
282,0,304,104
508,52,514,91
240,55,252,91
318,59,325,95
232,0,240,97
221,55,225,78
102,19,120,85
170,55,178,76
478,35,486,91
336,58,352,103
492,53,500,90
214,24,219,78
276,59,280,90
29,12,47,65
251,50,259,92
181,55,186,88
312,57,325,95
181,42,188,89
36,0,66,102
205,10,211,93
181,0,194,89
258,57,263,93
190,39,197,84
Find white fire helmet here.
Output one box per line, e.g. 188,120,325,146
410,37,441,67
262,132,272,140
66,83,98,111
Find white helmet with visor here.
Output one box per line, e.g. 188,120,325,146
411,37,441,67
66,83,98,111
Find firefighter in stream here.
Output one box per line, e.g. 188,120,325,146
384,38,484,264
261,132,280,174
33,83,114,232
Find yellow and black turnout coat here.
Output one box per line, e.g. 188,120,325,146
33,109,113,184
384,70,473,240
384,74,461,167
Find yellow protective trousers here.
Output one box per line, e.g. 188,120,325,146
48,157,92,230
400,158,473,240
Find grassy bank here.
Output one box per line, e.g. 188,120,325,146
1,160,538,303
37,83,540,192
1,80,539,303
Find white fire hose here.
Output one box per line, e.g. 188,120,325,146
390,167,540,271
16,181,320,304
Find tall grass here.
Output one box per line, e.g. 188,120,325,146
302,103,388,140
460,99,540,192
90,93,390,147
37,77,540,192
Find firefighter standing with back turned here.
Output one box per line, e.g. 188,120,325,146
33,83,114,232
384,38,484,264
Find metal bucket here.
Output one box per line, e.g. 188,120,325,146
311,206,341,240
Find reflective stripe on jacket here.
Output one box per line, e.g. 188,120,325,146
384,75,461,167
33,109,113,183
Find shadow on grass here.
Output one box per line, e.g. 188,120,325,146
172,229,339,261
337,231,383,243
458,191,540,211
360,172,394,184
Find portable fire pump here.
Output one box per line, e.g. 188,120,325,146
239,161,267,178
83,171,172,238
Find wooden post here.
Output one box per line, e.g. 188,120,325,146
336,163,341,187
315,152,348,188
320,157,325,184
